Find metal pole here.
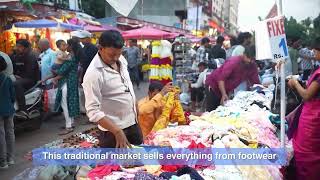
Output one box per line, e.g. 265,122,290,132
196,2,199,36
277,0,286,149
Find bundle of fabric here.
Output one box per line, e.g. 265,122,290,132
152,87,186,132
149,40,173,85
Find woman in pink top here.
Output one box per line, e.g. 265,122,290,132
288,59,320,179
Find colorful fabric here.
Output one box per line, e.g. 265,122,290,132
152,88,186,132
87,165,120,180
134,172,165,180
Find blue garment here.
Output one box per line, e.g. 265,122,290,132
0,74,15,116
40,48,56,85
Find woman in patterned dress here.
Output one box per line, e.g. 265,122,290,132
53,39,80,135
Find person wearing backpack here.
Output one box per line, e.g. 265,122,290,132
0,56,15,169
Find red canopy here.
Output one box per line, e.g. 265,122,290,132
84,25,107,32
122,26,173,40
84,24,121,32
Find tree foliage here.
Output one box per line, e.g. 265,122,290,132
81,0,105,18
285,14,320,45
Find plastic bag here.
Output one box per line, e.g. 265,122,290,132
44,88,57,112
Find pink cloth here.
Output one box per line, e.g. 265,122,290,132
122,27,173,39
87,165,120,180
293,68,320,180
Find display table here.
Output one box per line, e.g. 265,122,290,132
14,86,292,180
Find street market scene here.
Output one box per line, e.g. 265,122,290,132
0,0,320,179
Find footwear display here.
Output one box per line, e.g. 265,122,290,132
0,163,8,169
7,160,15,166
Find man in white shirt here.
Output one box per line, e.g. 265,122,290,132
190,62,208,110
82,30,143,148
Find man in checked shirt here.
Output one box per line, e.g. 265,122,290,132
299,43,315,80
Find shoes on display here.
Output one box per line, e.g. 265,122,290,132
0,163,8,169
7,159,14,166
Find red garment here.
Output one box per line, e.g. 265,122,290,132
87,165,120,180
161,165,183,172
293,68,320,180
187,140,210,169
79,141,94,148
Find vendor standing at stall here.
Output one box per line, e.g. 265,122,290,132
82,30,143,148
205,45,260,111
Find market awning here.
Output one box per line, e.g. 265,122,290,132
14,19,58,28
122,26,173,40
84,24,121,32
14,19,83,30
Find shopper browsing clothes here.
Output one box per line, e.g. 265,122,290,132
82,30,143,148
50,39,81,135
0,57,15,169
205,45,260,111
287,38,320,180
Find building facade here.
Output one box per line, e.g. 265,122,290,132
223,0,239,35
105,0,187,28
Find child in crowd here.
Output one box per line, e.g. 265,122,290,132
41,40,70,84
0,56,15,169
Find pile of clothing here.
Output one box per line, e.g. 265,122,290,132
15,88,291,180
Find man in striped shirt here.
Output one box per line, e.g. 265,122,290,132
299,44,315,80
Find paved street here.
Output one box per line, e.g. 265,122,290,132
0,82,148,180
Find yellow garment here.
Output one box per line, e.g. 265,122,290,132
138,88,186,137
138,93,164,137
152,88,186,131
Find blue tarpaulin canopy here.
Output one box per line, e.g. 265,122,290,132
14,19,83,30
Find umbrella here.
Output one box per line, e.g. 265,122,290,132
14,19,57,28
14,19,83,30
59,23,83,30
122,26,173,40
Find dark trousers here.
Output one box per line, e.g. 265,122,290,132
13,78,35,111
99,124,143,148
205,86,221,112
191,87,204,102
302,69,312,81
128,66,140,87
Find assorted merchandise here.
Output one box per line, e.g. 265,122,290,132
15,86,291,180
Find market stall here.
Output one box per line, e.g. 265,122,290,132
14,84,290,180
